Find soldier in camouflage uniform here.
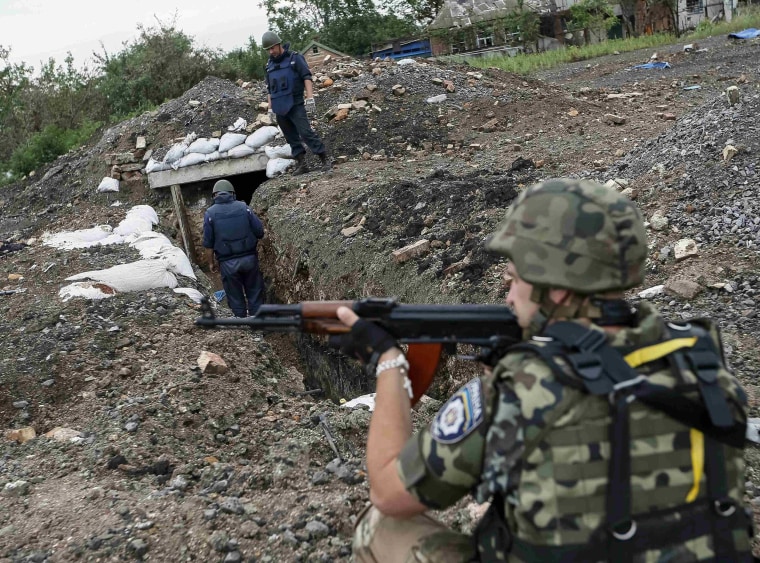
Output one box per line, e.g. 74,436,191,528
336,179,753,562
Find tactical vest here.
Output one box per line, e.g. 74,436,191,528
479,319,753,562
207,200,258,262
266,52,299,116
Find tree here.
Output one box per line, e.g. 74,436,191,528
379,0,446,27
569,0,618,43
93,16,217,118
215,37,268,81
260,0,420,55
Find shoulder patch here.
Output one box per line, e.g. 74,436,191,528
431,378,484,444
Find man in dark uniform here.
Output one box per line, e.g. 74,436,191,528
334,179,753,562
262,30,331,175
202,179,265,317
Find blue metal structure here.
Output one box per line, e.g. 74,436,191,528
370,38,432,60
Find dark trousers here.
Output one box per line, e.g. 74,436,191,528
219,254,264,317
276,102,325,158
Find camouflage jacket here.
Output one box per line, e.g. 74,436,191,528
397,301,750,562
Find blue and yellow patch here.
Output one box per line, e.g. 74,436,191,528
431,378,484,444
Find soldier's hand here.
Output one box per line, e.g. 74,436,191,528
331,306,399,364
305,98,316,119
267,109,277,123
210,261,218,273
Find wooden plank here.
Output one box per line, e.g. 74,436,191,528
170,184,196,263
148,154,269,189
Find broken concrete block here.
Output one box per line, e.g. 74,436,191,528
480,118,500,132
135,136,146,150
5,427,36,444
673,238,699,261
665,278,703,300
649,211,669,231
197,351,228,375
341,225,362,237
638,285,665,299
258,102,270,112
392,240,430,263
391,85,406,95
44,427,83,442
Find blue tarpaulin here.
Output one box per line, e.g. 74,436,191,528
214,289,226,302
632,62,672,70
728,28,760,40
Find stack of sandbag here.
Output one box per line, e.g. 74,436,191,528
145,119,297,174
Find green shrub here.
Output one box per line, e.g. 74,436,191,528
8,119,101,177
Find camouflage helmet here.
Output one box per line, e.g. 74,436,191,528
487,178,647,293
261,31,282,50
212,179,235,194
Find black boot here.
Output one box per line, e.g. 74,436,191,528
318,152,332,172
292,153,309,176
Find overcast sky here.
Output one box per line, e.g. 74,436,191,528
0,0,271,71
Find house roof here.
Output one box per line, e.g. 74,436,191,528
300,40,351,59
428,0,558,30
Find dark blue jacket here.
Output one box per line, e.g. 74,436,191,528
265,43,312,115
202,192,265,262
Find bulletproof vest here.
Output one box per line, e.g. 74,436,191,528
206,199,258,262
266,52,298,116
479,319,753,563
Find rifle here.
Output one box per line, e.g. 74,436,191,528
195,297,521,405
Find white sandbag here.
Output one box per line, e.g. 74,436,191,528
264,144,293,159
228,117,247,132
186,137,219,155
59,281,116,302
97,177,119,193
43,225,123,250
245,126,279,149
177,152,207,168
114,216,153,237
155,246,196,279
173,287,204,303
205,151,222,162
66,260,178,292
130,231,172,254
146,158,170,173
228,144,256,159
218,132,247,153
266,157,295,178
127,205,158,225
163,142,187,164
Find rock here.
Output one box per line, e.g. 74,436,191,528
197,351,228,375
332,108,349,122
722,145,738,161
305,520,330,539
665,279,703,299
662,113,677,120
321,78,334,88
603,114,626,125
341,225,362,237
5,426,36,443
311,471,330,485
8,273,23,281
351,100,368,111
391,85,406,96
726,85,741,106
649,212,669,231
392,240,430,263
220,497,245,515
224,552,242,563
135,137,147,150
127,538,149,557
673,238,699,261
188,100,201,107
12,400,28,409
638,285,665,299
480,118,500,132
426,94,447,104
44,427,83,442
3,480,30,497
124,422,139,433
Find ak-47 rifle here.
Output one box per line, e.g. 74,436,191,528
195,297,521,405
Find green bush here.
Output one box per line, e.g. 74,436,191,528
7,119,101,177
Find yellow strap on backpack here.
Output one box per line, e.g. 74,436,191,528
623,336,703,503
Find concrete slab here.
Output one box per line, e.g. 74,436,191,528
148,154,269,189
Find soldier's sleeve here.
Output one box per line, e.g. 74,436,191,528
396,374,497,509
201,213,214,249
